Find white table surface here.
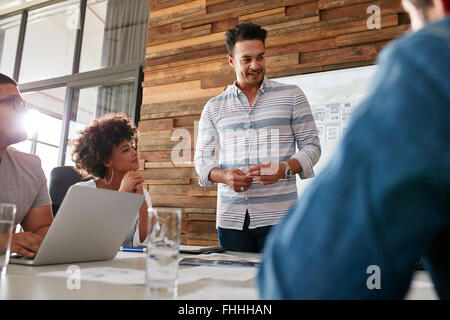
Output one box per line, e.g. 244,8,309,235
0,251,260,300
0,250,438,300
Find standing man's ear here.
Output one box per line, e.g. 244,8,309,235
227,55,235,69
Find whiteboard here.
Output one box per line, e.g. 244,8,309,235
275,65,378,197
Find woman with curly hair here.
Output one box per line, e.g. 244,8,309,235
69,113,155,247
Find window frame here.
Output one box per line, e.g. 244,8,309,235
1,0,145,167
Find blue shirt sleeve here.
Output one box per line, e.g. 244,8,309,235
257,21,450,299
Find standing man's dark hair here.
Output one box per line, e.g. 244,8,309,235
225,23,268,56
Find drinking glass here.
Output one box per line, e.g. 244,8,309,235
0,204,16,277
146,207,181,298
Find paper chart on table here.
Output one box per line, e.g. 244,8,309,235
179,266,257,283
38,267,145,285
38,265,257,287
179,253,261,267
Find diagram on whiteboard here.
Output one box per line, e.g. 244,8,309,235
312,101,356,144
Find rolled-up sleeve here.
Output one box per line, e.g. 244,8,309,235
194,103,221,187
290,88,321,179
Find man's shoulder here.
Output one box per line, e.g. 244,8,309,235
201,85,235,116
380,17,450,64
6,147,42,166
263,79,307,99
4,147,46,185
265,78,303,91
408,16,450,46
206,85,234,104
377,18,450,103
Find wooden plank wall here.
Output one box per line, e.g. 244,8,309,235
140,0,410,245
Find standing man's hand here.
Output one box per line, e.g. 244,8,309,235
247,162,285,185
224,168,253,192
209,168,253,192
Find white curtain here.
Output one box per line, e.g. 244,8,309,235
95,82,134,117
101,0,149,67
96,0,148,117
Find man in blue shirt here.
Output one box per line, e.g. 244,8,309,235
257,0,450,299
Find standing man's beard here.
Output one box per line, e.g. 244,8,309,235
244,68,265,86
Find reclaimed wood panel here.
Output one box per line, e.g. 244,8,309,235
149,0,206,27
147,24,212,47
182,0,317,28
151,195,217,208
147,184,216,196
320,0,405,21
142,0,410,245
150,0,193,11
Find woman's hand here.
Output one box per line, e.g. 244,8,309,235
135,182,148,242
118,171,144,193
134,182,144,195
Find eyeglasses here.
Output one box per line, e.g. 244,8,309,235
0,96,27,112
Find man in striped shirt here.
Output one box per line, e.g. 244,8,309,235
194,23,321,252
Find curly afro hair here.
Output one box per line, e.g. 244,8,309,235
69,113,137,179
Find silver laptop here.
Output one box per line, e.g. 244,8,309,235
10,185,144,266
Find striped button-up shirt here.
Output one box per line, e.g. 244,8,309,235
194,77,321,230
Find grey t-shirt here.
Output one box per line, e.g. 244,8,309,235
0,147,51,230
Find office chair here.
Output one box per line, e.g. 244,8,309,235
48,166,84,217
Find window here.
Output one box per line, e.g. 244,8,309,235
2,0,148,181
65,80,136,164
79,0,107,72
14,86,66,179
19,1,80,83
80,0,148,72
0,14,21,77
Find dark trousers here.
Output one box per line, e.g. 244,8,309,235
217,211,273,253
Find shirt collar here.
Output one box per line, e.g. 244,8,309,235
232,76,269,96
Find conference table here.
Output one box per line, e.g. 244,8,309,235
1,250,259,300
0,249,438,300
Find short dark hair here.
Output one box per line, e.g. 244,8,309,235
225,23,268,56
0,73,18,86
69,113,137,179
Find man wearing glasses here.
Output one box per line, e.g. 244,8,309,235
0,73,53,259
